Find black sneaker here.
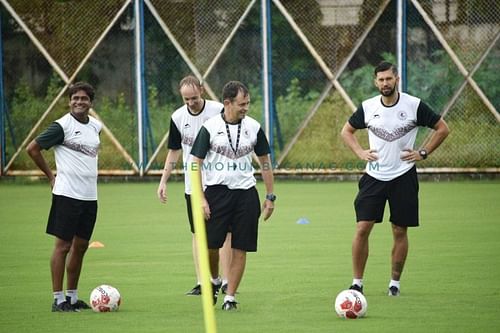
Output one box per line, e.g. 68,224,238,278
349,284,364,294
212,282,222,305
388,286,400,296
221,300,238,311
52,300,78,312
186,284,202,296
66,296,91,310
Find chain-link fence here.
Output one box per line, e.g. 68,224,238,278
1,0,498,177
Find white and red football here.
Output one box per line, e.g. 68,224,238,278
334,289,367,319
90,285,121,312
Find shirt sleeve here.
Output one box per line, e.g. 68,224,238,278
348,105,366,129
167,118,182,150
416,101,441,128
254,128,271,156
190,126,211,159
35,122,64,150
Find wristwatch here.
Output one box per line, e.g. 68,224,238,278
265,194,277,202
418,149,428,160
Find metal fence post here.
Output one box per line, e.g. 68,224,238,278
0,10,4,175
261,0,275,162
135,0,148,176
397,0,407,92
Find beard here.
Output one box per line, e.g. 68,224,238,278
379,85,396,97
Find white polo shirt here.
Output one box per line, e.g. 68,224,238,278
36,113,102,200
348,92,440,181
190,113,270,190
167,100,223,194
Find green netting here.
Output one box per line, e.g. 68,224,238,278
281,90,368,171
1,0,498,175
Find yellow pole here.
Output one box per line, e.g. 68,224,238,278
190,165,217,333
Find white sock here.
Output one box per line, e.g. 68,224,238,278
222,279,228,286
53,291,65,305
389,280,400,289
352,279,363,287
211,277,221,285
224,294,235,302
66,289,78,304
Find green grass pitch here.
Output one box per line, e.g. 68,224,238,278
0,180,499,332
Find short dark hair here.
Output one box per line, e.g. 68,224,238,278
179,75,203,90
68,82,95,101
374,61,398,76
222,81,249,102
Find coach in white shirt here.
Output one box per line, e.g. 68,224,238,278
191,81,275,311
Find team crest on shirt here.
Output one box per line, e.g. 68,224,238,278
244,129,249,137
397,111,407,120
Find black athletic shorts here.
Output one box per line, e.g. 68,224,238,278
47,194,98,241
354,166,419,227
184,193,195,233
204,185,261,252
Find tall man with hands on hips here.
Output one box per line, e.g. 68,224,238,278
341,61,449,297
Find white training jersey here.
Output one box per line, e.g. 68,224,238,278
348,92,440,181
37,113,102,200
190,113,270,190
168,100,223,194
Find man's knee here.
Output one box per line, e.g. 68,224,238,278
54,238,72,253
392,224,407,239
355,221,374,238
71,237,90,254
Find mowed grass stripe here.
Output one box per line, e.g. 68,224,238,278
0,180,498,332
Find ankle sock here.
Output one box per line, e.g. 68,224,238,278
352,279,363,287
66,289,78,304
53,291,65,305
389,280,400,289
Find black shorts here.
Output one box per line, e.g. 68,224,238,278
47,194,98,241
204,185,261,252
185,194,195,233
354,166,419,227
